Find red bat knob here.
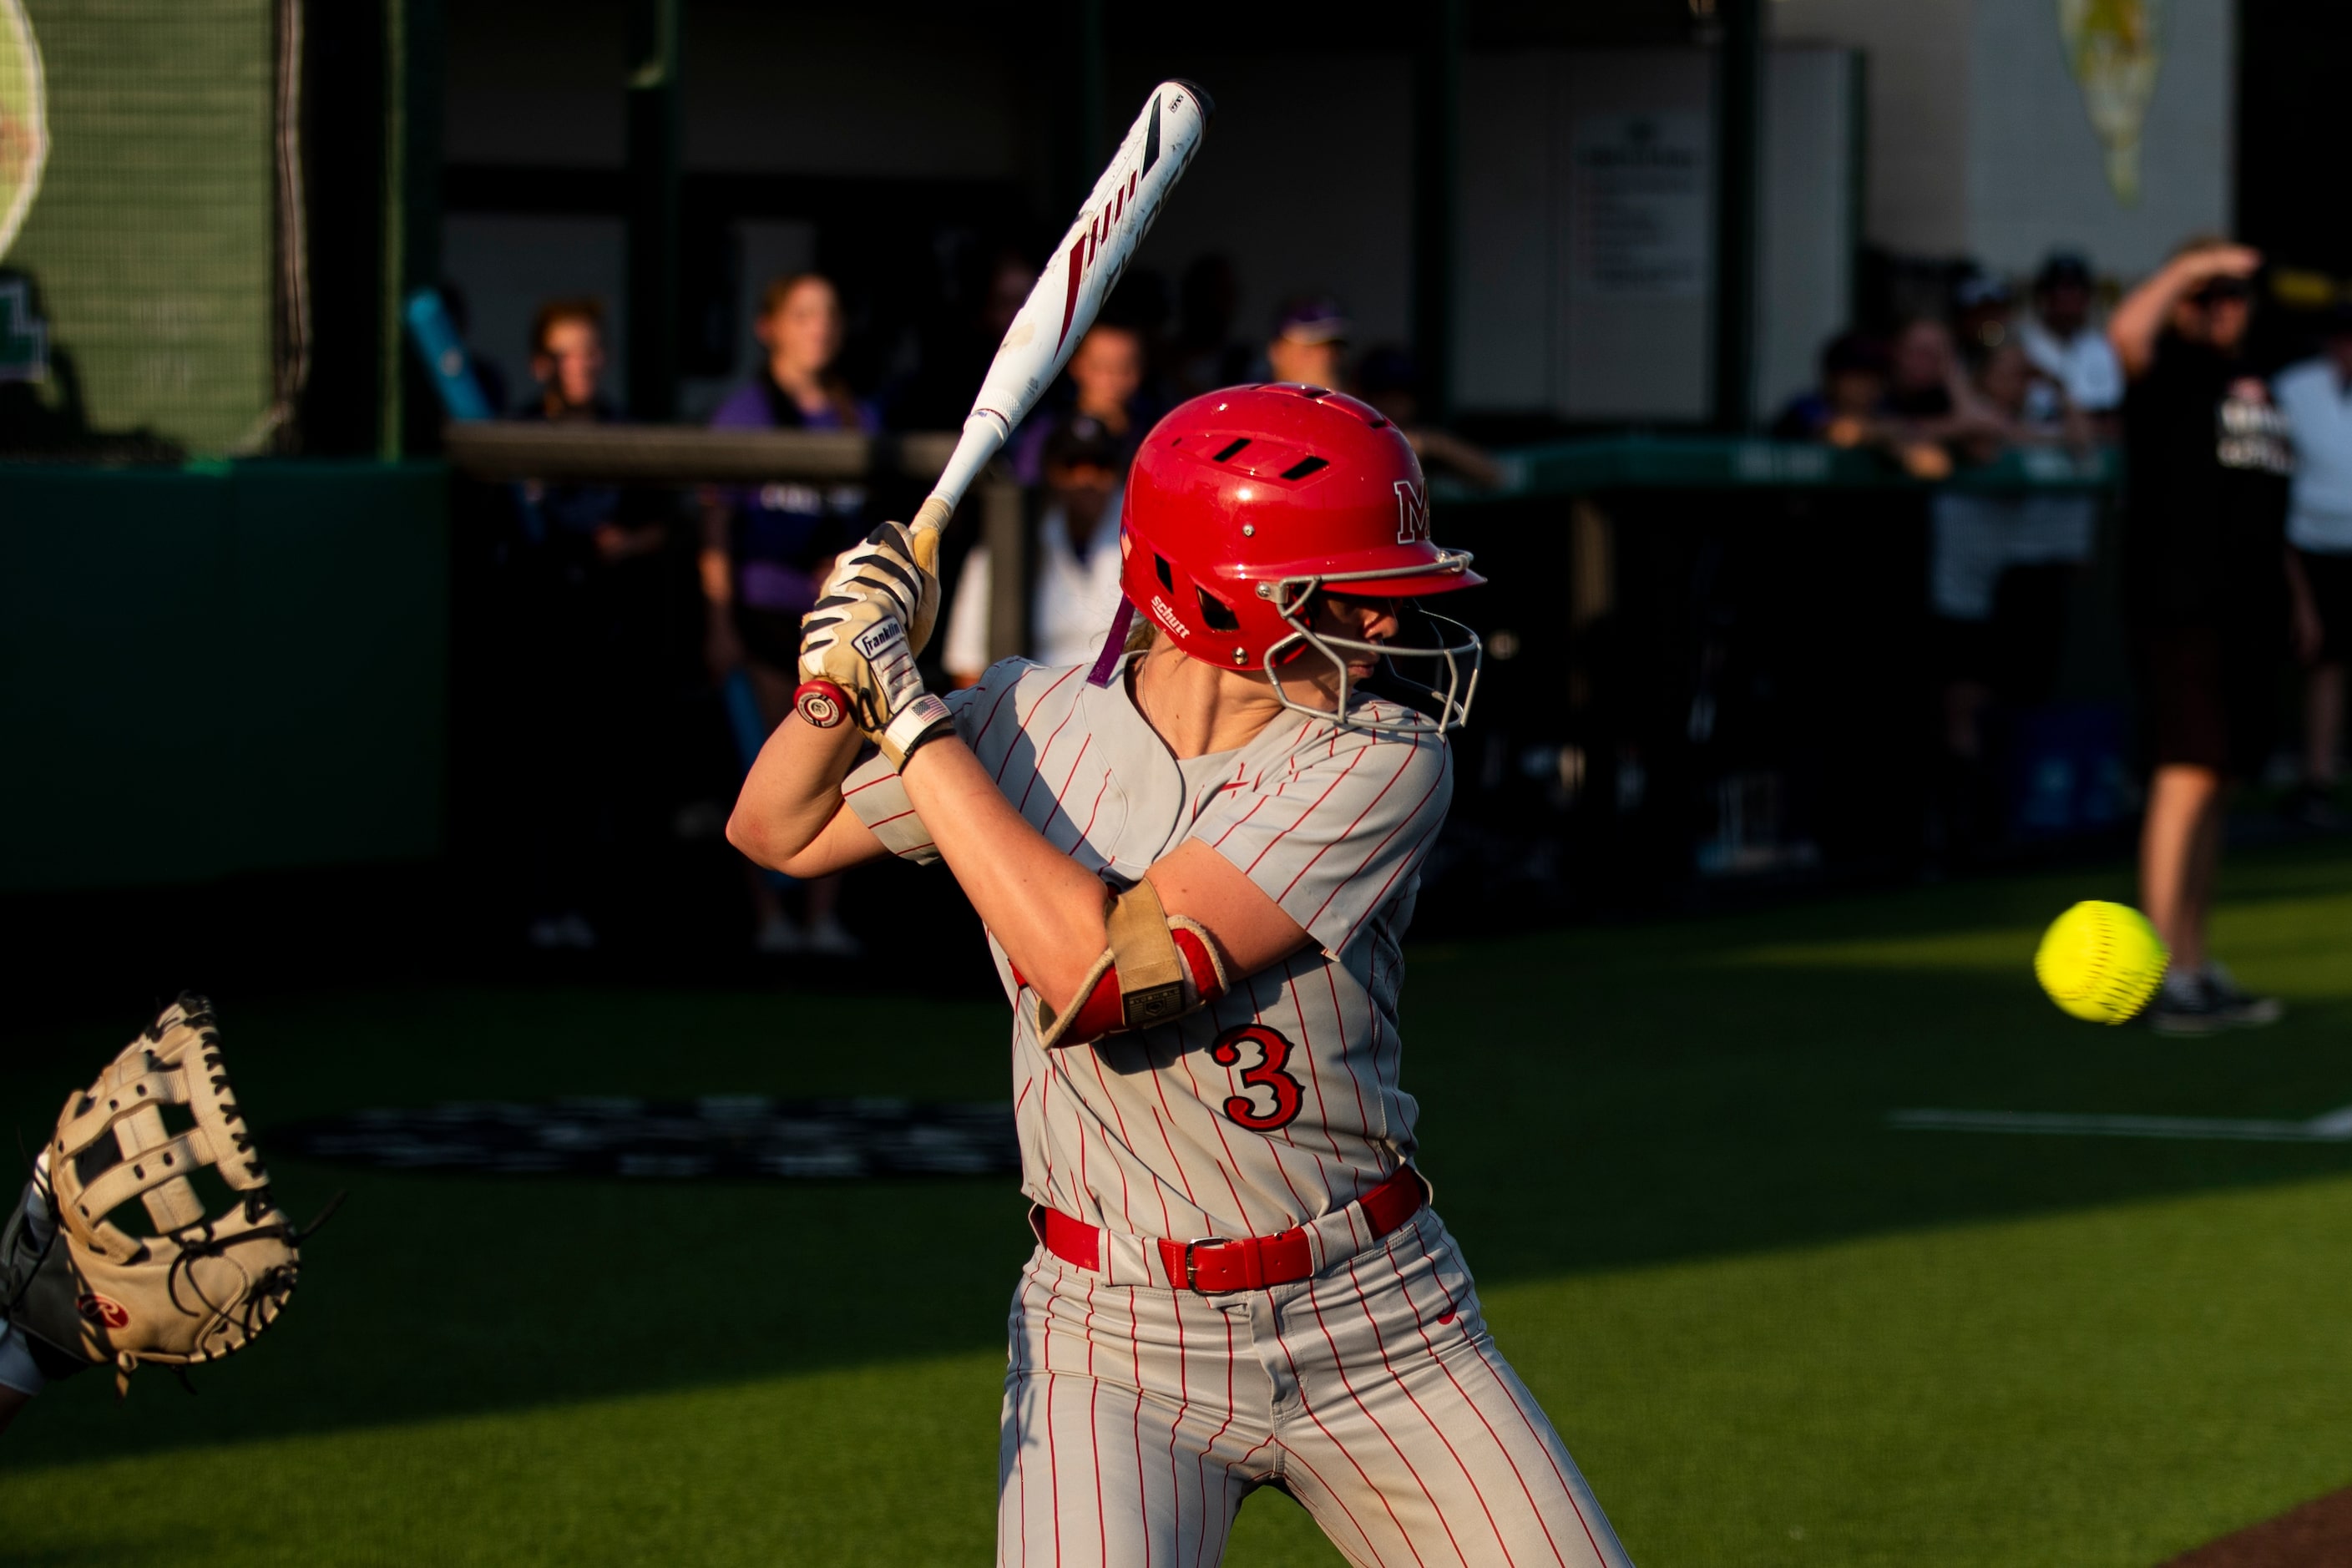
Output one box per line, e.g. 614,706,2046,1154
793,680,852,730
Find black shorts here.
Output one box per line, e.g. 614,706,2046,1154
1930,563,2072,702
2137,620,2282,779
2300,548,2352,664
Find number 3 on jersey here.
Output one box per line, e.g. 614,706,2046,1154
1210,1024,1303,1131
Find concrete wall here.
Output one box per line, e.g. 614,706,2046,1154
1967,0,2231,279
1772,0,2233,278
1773,0,1975,255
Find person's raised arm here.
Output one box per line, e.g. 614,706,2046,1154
726,712,892,878
893,742,1309,1011
2110,245,2260,379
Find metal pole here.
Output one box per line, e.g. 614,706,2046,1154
378,0,405,458
1412,0,1464,423
1711,0,1762,432
1051,0,1107,222
625,0,681,422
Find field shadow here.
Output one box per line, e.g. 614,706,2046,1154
1,838,2345,1471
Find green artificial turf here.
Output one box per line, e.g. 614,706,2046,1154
2,839,2349,1565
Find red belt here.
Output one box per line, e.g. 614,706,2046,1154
1038,1166,1426,1293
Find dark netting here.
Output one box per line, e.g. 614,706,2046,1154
1,0,288,458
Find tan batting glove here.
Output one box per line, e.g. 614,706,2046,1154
797,595,953,767
817,521,943,659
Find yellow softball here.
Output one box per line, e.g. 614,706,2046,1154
2034,901,2168,1024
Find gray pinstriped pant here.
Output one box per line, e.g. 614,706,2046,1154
997,1207,1636,1567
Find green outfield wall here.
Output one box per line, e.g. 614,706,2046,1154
0,462,448,891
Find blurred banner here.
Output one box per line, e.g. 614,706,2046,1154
3,0,285,455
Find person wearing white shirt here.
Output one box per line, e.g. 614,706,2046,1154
2018,252,2124,429
945,416,1130,685
2276,314,2352,823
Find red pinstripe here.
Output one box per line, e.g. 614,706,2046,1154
1308,756,1449,949
1308,956,1380,1163
1277,741,1424,904
1073,766,1115,847
1273,1439,1404,1568
1464,1335,1612,1567
1017,700,1088,820
1295,1287,1468,1566
975,670,1034,777
1239,748,1373,873
1381,1234,1574,1567
1245,964,1344,1181
1339,1249,1516,1565
1171,1024,1275,1232
1331,786,1451,954
991,665,1082,785
1083,1041,1157,1235
1265,1321,1426,1568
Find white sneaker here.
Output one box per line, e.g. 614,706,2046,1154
756,913,807,954
558,913,598,949
805,915,864,959
529,918,569,950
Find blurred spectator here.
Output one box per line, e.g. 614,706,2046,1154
1357,345,1503,489
1265,296,1350,389
1769,331,1888,444
510,298,669,951
893,248,1036,431
2019,251,2123,437
2275,305,2352,827
701,272,873,957
1951,267,2016,356
1929,341,2097,848
1010,321,1148,483
1881,318,2004,479
2109,236,2290,1032
1169,254,1250,398
942,415,1126,685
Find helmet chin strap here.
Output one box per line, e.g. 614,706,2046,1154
1087,599,1138,687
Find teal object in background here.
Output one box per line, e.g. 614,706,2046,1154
402,289,493,422
0,462,448,890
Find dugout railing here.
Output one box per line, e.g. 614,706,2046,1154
439,427,2126,927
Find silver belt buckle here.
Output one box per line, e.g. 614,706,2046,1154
1179,1236,1230,1291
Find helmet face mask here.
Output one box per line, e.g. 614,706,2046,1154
1260,579,1482,735
1118,382,1486,736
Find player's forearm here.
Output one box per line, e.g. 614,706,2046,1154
898,738,1111,999
727,714,869,872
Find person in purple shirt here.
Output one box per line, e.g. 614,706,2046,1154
700,272,876,956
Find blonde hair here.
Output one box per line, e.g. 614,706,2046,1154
1123,613,1160,657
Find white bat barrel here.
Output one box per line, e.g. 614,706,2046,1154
912,79,1212,539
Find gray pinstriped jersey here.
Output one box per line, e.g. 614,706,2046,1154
842,655,1452,1242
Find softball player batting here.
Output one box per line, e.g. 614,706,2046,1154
731,382,1636,1566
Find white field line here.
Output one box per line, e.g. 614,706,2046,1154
1888,1105,2352,1143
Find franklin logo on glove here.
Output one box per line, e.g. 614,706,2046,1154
854,618,908,662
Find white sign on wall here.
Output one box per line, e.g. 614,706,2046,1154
1566,111,1710,301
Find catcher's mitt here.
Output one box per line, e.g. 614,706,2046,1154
1,995,314,1397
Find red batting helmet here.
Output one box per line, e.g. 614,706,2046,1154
1116,383,1484,732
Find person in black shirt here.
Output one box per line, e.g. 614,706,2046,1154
2109,238,2292,1034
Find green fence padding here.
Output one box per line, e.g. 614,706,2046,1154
5,0,276,455
0,462,447,891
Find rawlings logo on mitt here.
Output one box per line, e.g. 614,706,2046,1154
1,995,324,1397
